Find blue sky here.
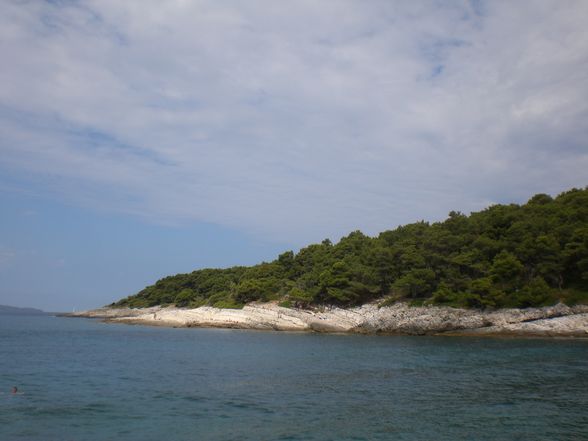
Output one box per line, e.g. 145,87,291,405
1,1,587,311
0,188,290,311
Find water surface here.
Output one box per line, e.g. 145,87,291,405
1,315,587,440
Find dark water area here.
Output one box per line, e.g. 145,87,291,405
1,315,587,441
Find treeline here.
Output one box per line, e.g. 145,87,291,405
115,187,588,310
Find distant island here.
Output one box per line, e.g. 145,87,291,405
66,187,588,337
0,305,47,316
113,187,588,311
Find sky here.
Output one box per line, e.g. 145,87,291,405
1,0,587,311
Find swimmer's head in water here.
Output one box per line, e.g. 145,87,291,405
11,387,17,394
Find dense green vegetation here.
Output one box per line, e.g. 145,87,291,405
114,188,588,310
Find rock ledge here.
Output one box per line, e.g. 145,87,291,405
63,302,588,337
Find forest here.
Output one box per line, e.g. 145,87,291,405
114,187,588,310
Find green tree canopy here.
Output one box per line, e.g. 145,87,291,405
114,187,588,310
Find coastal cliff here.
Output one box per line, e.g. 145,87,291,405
66,302,588,337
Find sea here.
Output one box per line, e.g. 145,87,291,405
1,314,587,441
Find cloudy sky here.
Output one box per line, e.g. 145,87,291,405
1,0,587,310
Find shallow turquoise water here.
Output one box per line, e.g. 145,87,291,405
1,315,587,441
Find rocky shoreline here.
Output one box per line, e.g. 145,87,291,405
63,302,588,337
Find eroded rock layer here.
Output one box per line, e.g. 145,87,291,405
65,302,588,337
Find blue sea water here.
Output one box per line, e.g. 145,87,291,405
0,315,587,441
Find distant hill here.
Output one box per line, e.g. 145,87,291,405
0,305,47,315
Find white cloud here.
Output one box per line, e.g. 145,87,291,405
0,0,587,242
